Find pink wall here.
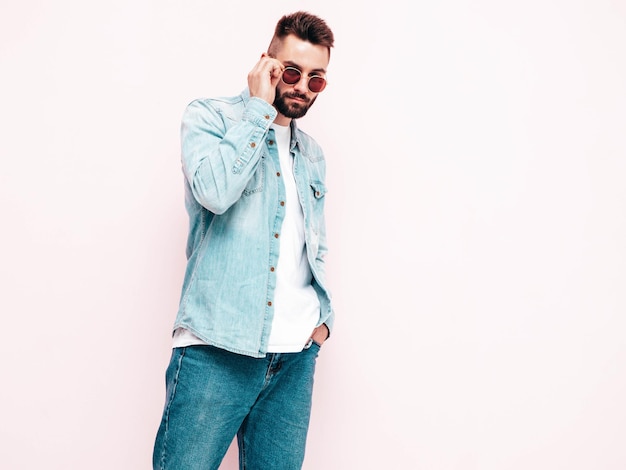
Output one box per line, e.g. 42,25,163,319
1,1,626,468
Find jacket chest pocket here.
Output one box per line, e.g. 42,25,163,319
242,156,265,196
309,180,327,220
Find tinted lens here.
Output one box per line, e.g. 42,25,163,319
308,76,326,93
282,68,301,85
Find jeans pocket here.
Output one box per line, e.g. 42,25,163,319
304,338,322,350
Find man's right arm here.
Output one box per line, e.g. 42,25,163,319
180,97,277,214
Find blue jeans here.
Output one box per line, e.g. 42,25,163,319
153,343,321,470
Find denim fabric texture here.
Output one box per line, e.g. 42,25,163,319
173,89,333,358
153,344,320,470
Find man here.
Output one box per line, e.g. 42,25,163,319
153,11,335,470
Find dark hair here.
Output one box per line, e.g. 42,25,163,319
268,11,335,56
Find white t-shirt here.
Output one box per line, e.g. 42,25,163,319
266,123,320,352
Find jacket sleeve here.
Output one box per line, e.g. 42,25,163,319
180,97,277,214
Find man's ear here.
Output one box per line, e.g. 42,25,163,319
261,52,268,58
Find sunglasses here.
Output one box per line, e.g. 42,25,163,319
281,67,327,93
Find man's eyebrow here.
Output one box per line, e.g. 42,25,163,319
283,60,327,74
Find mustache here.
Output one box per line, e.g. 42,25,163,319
284,92,310,102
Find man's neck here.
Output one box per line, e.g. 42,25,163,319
273,112,291,127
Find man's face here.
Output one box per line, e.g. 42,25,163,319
272,35,330,120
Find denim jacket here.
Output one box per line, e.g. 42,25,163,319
172,89,334,358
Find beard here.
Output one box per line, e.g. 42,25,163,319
273,89,317,119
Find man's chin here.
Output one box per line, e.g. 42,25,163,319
287,110,308,119
281,104,309,119
274,95,314,119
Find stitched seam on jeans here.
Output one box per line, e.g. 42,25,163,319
160,348,186,469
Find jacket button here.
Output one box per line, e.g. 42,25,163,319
280,201,285,206
270,266,275,272
276,172,281,177
268,140,274,145
250,142,256,148
274,233,279,238
267,301,272,307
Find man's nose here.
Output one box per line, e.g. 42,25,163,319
293,76,309,94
